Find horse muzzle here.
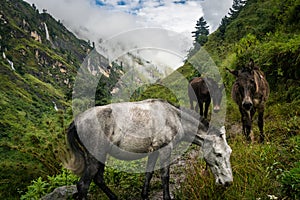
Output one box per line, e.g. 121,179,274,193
242,101,253,111
216,178,233,188
213,105,220,113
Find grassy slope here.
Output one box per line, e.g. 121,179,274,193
9,0,300,199
176,0,300,199
0,0,92,198
128,0,300,199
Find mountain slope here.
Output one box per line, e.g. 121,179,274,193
176,0,300,199
0,0,97,198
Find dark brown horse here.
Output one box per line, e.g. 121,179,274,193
188,77,224,118
227,59,269,142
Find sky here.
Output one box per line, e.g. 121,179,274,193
24,0,233,69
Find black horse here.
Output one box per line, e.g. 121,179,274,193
188,77,224,118
227,59,270,142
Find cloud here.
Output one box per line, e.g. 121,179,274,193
24,0,233,69
201,0,233,32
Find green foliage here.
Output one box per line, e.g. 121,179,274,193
0,0,93,198
175,0,300,199
99,159,145,199
20,177,49,200
20,168,78,200
1,0,300,199
280,161,300,199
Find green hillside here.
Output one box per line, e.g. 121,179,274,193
115,0,300,199
0,0,89,197
1,0,299,199
0,0,121,198
176,0,300,199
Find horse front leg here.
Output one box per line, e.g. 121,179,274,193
204,100,210,119
142,152,159,200
74,156,99,200
240,107,252,142
250,108,256,142
199,102,204,117
258,110,265,143
161,166,171,200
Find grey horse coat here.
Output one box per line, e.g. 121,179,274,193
66,99,233,200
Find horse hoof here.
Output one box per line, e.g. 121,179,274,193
201,169,210,177
72,193,79,200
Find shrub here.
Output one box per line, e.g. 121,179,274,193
280,162,300,199
20,168,78,200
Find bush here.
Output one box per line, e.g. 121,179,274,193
20,168,78,200
280,162,300,199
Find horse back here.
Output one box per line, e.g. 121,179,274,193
188,77,210,101
253,70,270,103
74,99,182,159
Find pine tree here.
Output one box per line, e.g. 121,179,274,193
218,16,230,39
192,17,209,46
228,0,247,19
217,0,247,39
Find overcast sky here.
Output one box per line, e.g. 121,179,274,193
24,0,233,68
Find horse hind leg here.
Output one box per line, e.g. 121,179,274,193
74,155,99,200
159,149,172,200
142,152,159,200
93,161,118,200
199,102,203,116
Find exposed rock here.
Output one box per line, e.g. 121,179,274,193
31,31,42,43
41,185,77,200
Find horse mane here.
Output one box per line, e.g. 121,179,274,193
177,107,210,130
177,107,203,120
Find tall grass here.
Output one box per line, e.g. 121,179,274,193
175,134,299,199
175,90,300,200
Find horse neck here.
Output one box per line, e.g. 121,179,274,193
176,108,208,142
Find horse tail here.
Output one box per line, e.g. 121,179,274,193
65,121,85,175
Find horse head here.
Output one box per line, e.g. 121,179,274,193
227,60,258,111
205,78,225,113
199,126,233,187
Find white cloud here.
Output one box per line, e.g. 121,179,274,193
24,0,233,69
201,0,233,31
137,1,203,35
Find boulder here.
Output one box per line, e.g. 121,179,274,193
41,185,77,200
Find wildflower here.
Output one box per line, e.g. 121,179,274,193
267,194,278,200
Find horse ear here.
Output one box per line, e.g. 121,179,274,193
248,58,255,69
226,68,239,77
220,126,226,136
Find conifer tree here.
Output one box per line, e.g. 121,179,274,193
217,0,247,39
192,16,209,46
228,0,247,19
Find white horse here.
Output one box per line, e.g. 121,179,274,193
66,99,233,200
